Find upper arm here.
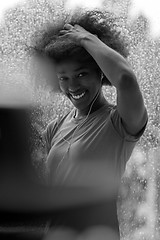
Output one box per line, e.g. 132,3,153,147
117,71,148,136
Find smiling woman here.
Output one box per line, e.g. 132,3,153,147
55,60,103,116
31,9,148,239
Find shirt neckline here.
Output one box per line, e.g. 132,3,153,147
70,103,113,124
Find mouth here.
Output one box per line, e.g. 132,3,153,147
70,91,86,100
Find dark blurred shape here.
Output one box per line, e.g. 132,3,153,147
0,106,119,240
0,106,44,240
0,107,35,182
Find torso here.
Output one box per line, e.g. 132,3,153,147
45,104,140,236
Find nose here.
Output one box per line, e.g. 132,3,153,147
68,76,80,92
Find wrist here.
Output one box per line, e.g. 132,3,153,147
80,33,99,47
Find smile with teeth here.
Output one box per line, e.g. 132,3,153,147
71,91,86,100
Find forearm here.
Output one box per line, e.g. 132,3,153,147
81,34,135,88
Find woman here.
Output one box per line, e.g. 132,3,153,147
34,10,148,239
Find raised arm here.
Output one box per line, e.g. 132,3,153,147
60,24,148,135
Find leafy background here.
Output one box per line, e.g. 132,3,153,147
0,0,160,239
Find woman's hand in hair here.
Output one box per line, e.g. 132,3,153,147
59,24,97,46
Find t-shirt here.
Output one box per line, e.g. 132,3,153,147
44,104,146,186
43,104,147,233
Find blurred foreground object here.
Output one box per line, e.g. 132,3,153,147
0,99,119,239
0,106,117,210
44,226,119,240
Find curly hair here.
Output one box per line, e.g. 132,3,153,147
31,9,129,87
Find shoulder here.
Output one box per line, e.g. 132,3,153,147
46,118,59,135
42,118,58,150
43,111,71,140
42,112,70,154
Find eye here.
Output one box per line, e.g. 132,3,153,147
58,76,68,81
77,72,88,78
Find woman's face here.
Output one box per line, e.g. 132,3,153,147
55,60,102,112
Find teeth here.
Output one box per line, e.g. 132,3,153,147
71,92,85,100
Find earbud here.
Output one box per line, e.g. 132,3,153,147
101,72,104,81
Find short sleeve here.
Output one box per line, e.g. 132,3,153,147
42,119,58,154
42,112,71,154
110,106,147,142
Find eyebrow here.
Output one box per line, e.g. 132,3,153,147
74,66,87,72
58,66,87,74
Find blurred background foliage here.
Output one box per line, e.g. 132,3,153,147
0,0,160,239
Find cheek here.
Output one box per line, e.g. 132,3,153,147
85,76,101,89
59,81,66,92
58,82,71,98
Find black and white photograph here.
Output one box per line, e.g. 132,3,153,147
0,0,159,239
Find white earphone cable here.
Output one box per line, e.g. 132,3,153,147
55,87,102,180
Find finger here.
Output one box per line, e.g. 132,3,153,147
74,24,81,28
64,23,74,30
58,34,68,39
59,30,71,37
74,24,85,30
59,30,68,35
59,34,69,39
